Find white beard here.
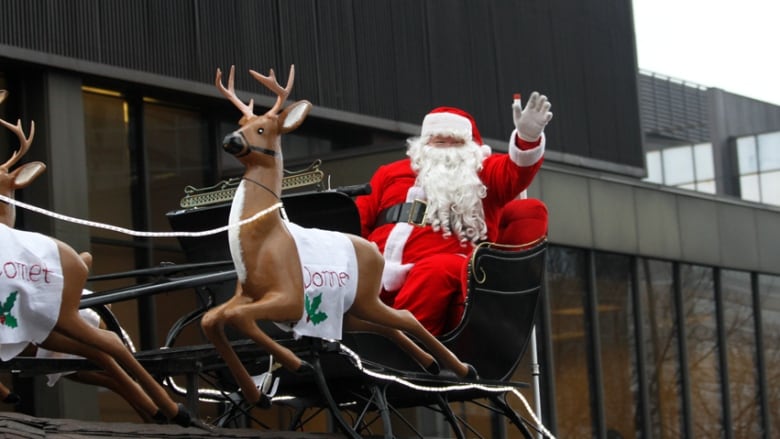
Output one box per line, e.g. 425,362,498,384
408,138,488,244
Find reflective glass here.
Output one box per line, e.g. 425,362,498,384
595,253,637,439
662,146,694,186
759,171,780,206
696,180,716,194
680,264,724,437
547,247,592,438
740,175,761,202
759,274,780,436
758,131,780,171
693,143,714,180
721,270,761,438
737,136,758,174
645,151,663,183
638,259,682,438
144,101,208,241
84,92,133,236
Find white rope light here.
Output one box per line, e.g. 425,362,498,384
0,193,282,238
335,341,557,439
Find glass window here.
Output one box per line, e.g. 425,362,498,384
758,274,780,436
662,146,694,186
645,150,663,183
547,247,593,438
693,143,714,180
758,132,780,172
740,175,761,202
144,101,208,245
737,136,758,174
638,259,682,438
680,264,724,437
696,180,716,194
595,253,637,439
759,171,780,206
721,270,761,438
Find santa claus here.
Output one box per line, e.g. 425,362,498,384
356,93,552,335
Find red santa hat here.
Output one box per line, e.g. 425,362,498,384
420,107,484,145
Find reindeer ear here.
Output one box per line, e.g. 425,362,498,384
11,161,46,189
279,100,312,134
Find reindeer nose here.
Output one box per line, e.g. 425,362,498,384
222,132,246,155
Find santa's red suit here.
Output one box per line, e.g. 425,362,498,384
356,106,547,335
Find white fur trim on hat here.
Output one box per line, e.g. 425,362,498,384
421,112,472,141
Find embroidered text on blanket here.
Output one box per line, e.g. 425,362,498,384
1,260,57,284
303,266,351,289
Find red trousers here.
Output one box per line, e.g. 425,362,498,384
381,253,469,336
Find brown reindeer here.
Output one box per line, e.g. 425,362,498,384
0,90,193,425
201,66,475,406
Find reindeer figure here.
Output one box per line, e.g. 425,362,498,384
201,66,474,406
0,90,193,425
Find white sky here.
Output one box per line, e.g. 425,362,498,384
632,0,780,106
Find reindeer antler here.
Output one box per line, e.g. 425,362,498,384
249,65,295,115
215,65,256,121
0,90,36,170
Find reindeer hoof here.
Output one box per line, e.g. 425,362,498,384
295,360,315,376
254,393,272,409
152,409,168,424
2,392,20,405
425,359,440,375
170,403,192,427
463,363,479,380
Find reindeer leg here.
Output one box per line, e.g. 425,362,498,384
348,236,472,378
217,291,307,403
343,314,438,374
39,330,159,420
53,242,187,423
201,292,266,405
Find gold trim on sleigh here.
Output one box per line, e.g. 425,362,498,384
179,160,324,208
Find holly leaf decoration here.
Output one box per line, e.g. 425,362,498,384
1,291,19,328
1,291,17,314
305,293,328,326
3,314,17,328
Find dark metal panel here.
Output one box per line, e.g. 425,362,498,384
677,195,721,265
314,1,360,111
387,0,432,122
755,209,780,273
634,187,683,259
540,169,593,247
717,204,759,271
589,180,638,254
276,0,320,104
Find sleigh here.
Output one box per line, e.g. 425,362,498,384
158,178,549,438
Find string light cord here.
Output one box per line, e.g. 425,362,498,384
0,193,282,238
334,341,557,439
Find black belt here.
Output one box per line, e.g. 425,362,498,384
374,200,428,227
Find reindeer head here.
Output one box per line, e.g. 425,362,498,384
215,65,312,165
0,90,46,227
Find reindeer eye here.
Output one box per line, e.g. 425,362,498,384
257,128,264,135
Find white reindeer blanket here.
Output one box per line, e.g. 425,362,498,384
276,222,358,340
0,223,64,361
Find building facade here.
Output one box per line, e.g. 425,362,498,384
1,1,779,437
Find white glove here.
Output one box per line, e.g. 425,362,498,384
381,261,414,292
513,92,553,142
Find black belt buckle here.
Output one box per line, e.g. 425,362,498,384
408,199,428,226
